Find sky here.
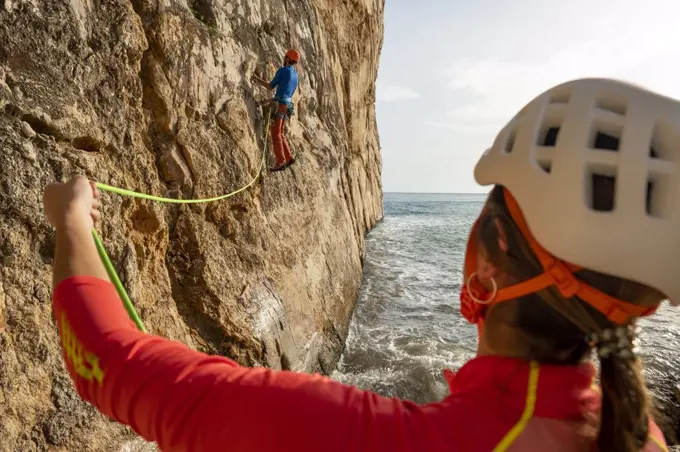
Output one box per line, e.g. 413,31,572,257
376,0,680,193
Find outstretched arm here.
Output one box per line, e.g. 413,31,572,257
46,177,453,452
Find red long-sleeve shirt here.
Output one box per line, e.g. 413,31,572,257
52,276,668,452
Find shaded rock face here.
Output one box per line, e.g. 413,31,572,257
0,0,384,450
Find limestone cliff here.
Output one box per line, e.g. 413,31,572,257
0,0,384,450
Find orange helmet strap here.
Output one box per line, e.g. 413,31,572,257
489,189,658,325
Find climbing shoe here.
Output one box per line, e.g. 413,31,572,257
269,163,287,172
285,157,296,168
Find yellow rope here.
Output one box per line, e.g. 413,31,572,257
96,109,271,203
492,361,540,451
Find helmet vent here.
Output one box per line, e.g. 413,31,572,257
534,125,559,174
504,129,516,153
595,94,627,116
586,129,620,213
533,104,565,173
590,125,622,152
586,163,617,212
646,174,673,219
650,120,680,161
538,160,552,174
549,89,571,105
646,120,679,218
536,104,564,146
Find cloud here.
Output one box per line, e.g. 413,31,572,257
439,11,680,132
376,81,421,102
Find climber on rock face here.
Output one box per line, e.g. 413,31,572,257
251,49,300,172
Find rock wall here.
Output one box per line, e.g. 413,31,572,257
0,0,384,450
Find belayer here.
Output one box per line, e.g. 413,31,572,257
45,78,677,451
251,49,301,172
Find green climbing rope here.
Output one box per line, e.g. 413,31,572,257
92,106,273,332
93,229,147,332
94,147,266,204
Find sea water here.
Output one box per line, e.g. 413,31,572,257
332,193,680,405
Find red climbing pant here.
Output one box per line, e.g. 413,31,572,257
270,103,293,166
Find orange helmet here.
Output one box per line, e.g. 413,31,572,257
285,49,301,63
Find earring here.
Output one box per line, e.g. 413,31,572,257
465,272,498,305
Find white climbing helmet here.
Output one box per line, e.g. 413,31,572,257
474,78,680,306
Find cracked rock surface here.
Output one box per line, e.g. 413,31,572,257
0,0,384,450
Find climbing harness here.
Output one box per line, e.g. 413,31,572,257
272,96,295,119
92,105,273,333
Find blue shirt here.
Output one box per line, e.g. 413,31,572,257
270,65,298,103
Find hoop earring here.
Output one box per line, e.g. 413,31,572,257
466,272,498,305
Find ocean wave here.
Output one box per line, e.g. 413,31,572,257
333,193,680,407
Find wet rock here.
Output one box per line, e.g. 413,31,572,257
0,0,384,449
